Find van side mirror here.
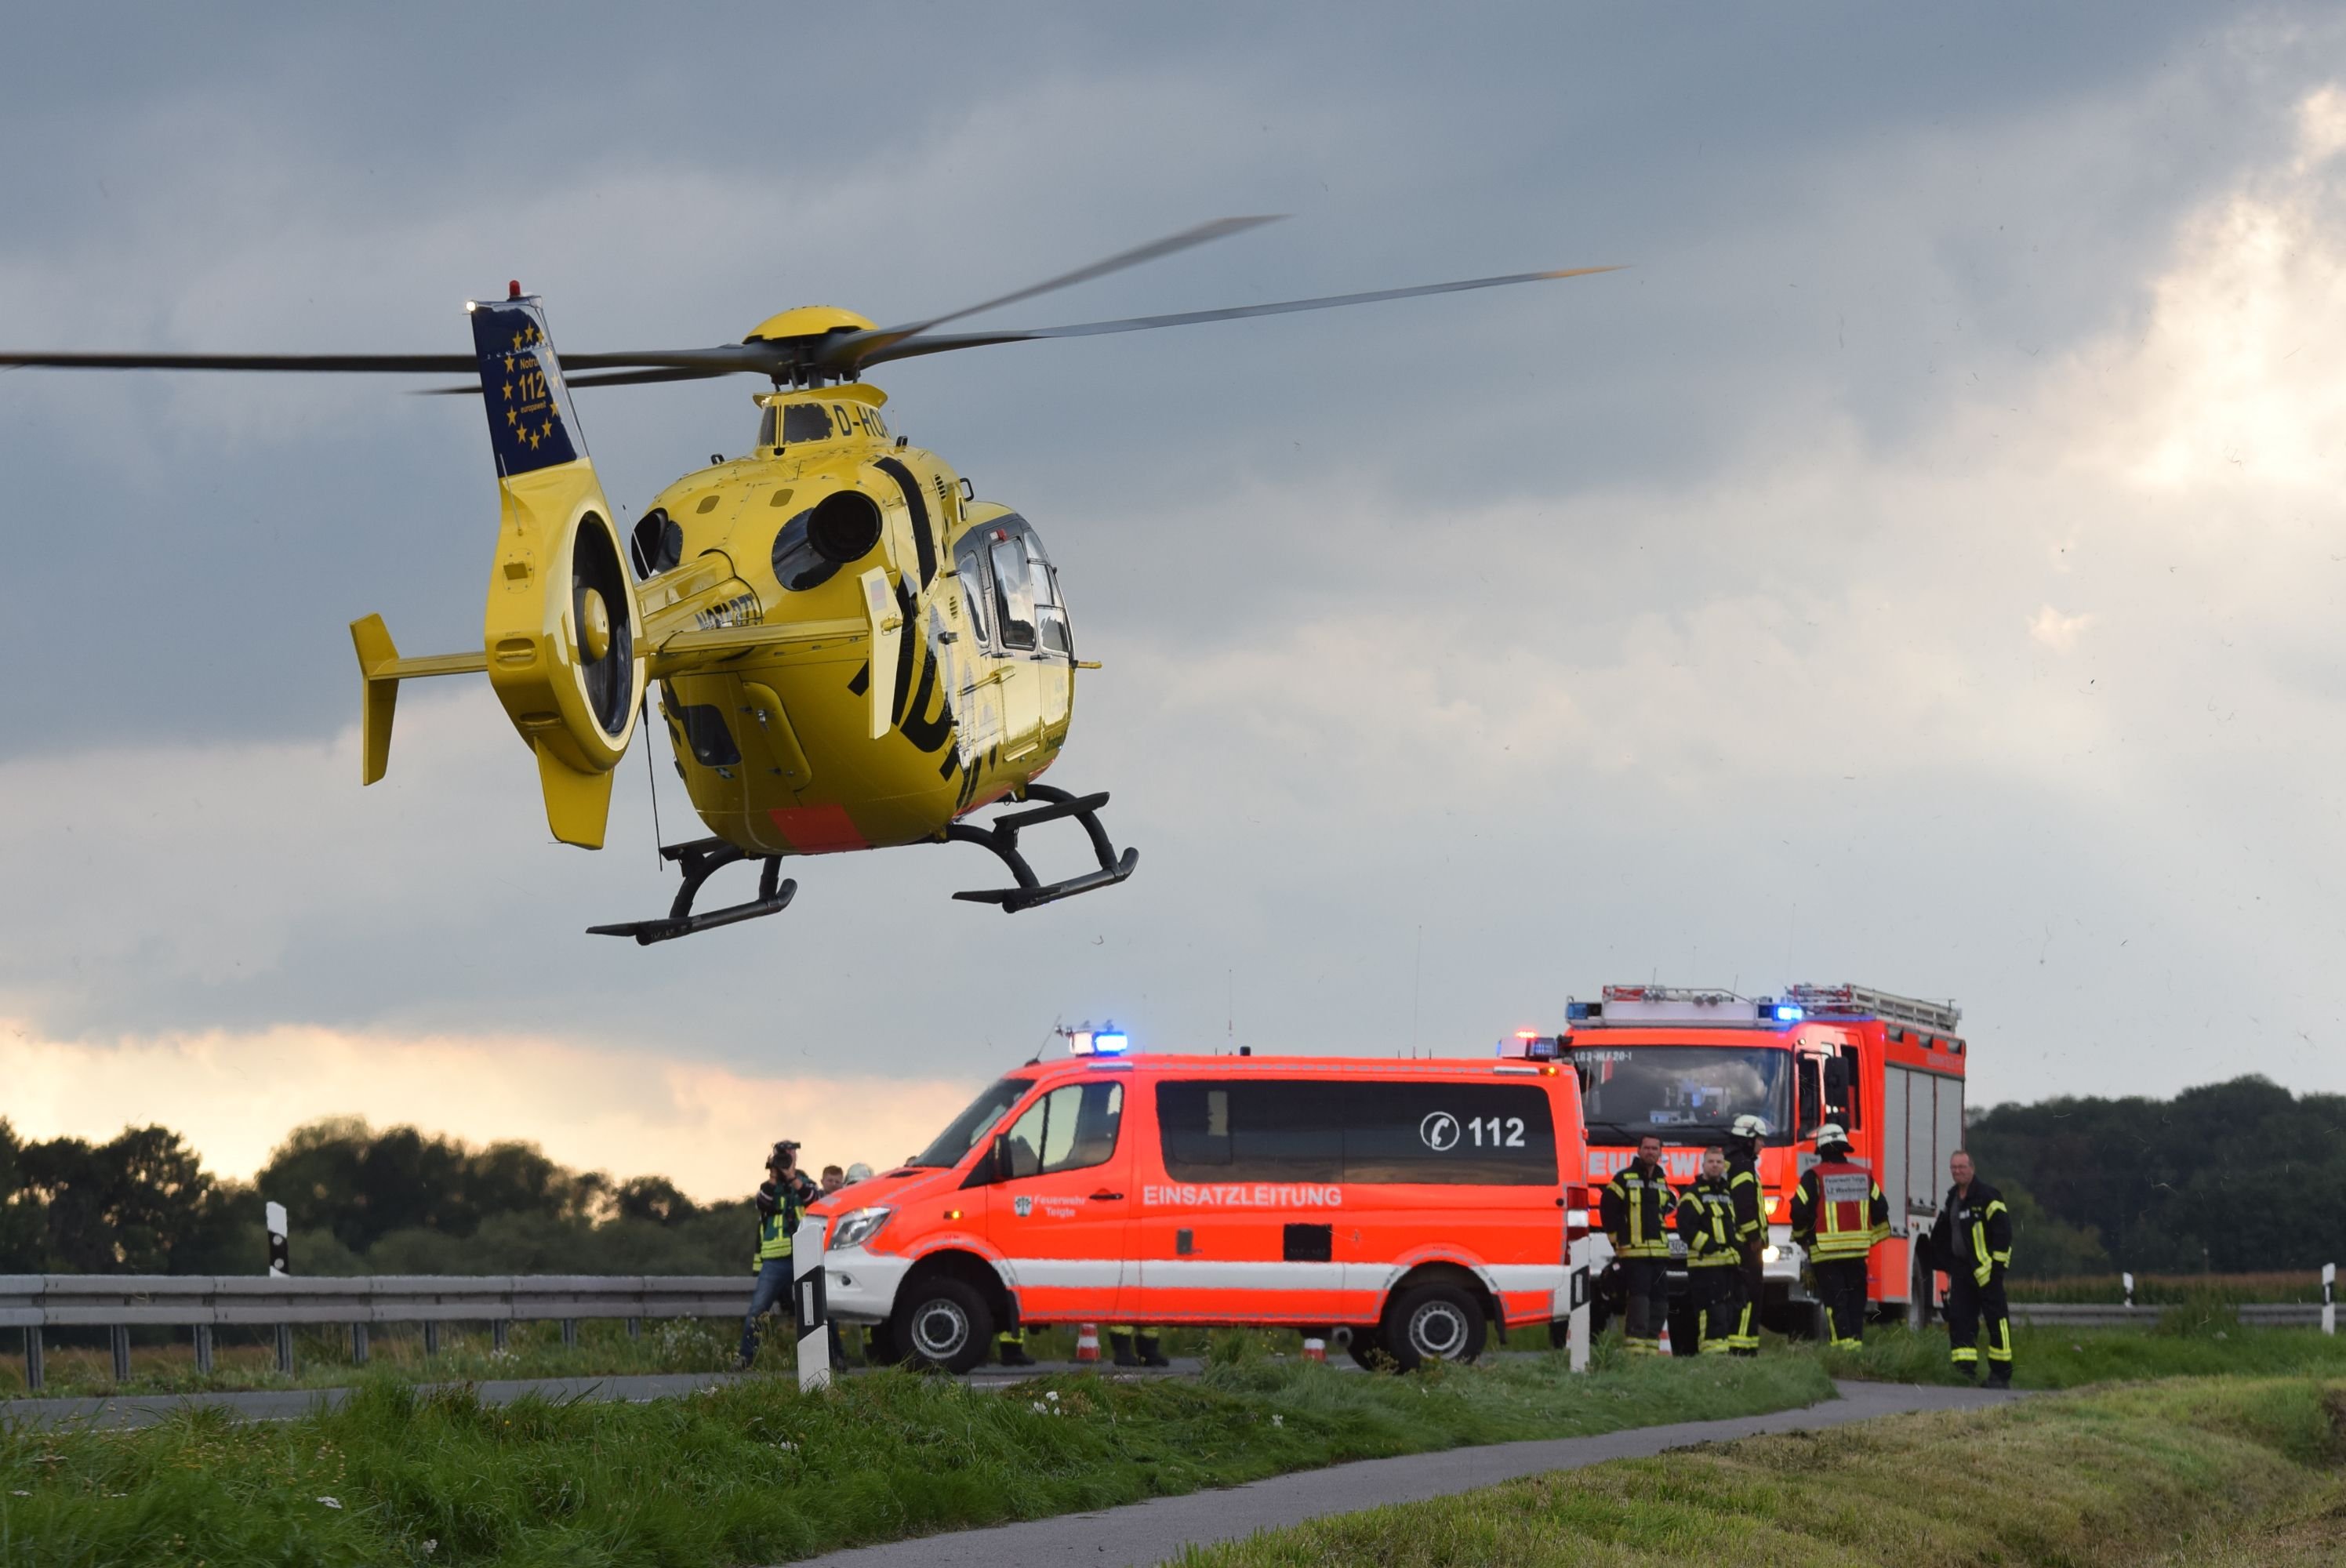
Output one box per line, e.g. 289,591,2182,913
990,1132,1012,1185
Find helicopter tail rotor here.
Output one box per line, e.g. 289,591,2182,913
470,292,645,848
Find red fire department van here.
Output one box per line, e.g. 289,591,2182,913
1560,982,1969,1336
811,1033,1589,1372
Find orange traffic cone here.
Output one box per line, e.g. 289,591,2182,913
1302,1335,1327,1363
1656,1317,1673,1357
1075,1323,1100,1363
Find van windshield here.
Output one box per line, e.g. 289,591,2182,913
1571,1044,1791,1147
906,1076,1033,1168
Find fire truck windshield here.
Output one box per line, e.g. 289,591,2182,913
906,1076,1033,1167
1571,1045,1790,1147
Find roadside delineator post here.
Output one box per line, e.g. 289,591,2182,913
267,1200,293,1373
2123,1271,2135,1310
1075,1323,1100,1363
1565,1197,1592,1375
2324,1263,2336,1338
793,1214,830,1392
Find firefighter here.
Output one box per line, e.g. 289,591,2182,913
996,1327,1036,1367
1724,1113,1769,1356
1928,1149,2014,1387
1600,1133,1675,1354
737,1138,819,1373
1789,1123,1888,1349
1674,1145,1741,1353
1108,1326,1171,1367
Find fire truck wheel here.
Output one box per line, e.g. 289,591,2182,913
894,1277,993,1374
1380,1282,1487,1371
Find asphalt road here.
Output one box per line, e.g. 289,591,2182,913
779,1379,2027,1568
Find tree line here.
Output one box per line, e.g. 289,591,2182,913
0,1116,756,1278
2,1074,2339,1278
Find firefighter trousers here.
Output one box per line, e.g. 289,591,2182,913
1689,1266,1741,1354
1731,1247,1764,1353
1945,1269,2013,1374
1621,1258,1671,1353
1812,1258,1869,1348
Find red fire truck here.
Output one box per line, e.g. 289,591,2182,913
1560,982,1970,1337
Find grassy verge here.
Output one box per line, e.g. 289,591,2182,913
1178,1375,2346,1567
1,1320,1233,1400
0,1348,1828,1566
1816,1319,2346,1389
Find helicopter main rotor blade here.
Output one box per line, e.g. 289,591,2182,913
819,215,1285,372
854,264,1625,368
412,365,738,395
0,349,481,373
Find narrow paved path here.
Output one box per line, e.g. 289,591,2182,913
0,1359,1206,1431
783,1380,2025,1568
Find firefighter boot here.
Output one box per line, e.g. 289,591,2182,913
1985,1363,2011,1389
1109,1330,1139,1367
1136,1333,1170,1368
997,1330,1035,1368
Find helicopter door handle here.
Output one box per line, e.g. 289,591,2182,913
1089,1190,1124,1202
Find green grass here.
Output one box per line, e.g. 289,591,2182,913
2,1320,1232,1400
1177,1376,2346,1566
1816,1319,2346,1389
0,1348,1828,1566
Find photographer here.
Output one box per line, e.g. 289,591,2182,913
737,1138,820,1374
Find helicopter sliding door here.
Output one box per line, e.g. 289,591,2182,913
986,531,1044,761
1026,530,1074,736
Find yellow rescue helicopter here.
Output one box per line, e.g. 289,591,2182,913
3,219,1614,941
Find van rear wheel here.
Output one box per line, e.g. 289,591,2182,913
1379,1282,1487,1371
892,1276,993,1374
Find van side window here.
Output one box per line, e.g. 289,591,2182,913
1000,1082,1124,1180
1157,1080,1556,1185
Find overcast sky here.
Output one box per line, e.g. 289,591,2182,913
5,3,2343,1196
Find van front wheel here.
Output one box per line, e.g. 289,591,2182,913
1380,1282,1487,1370
893,1277,993,1374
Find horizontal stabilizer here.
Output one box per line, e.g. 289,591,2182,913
350,613,490,786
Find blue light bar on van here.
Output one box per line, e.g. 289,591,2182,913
1774,1004,1804,1022
1066,1022,1129,1056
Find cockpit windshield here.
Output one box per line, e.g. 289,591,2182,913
1571,1044,1791,1147
906,1076,1033,1167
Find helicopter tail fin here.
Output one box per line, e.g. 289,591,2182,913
467,292,645,849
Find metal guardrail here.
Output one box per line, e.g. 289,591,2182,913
2007,1301,2326,1329
0,1275,750,1392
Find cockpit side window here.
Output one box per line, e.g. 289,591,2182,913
957,546,993,645
780,404,833,444
1030,536,1072,656
990,535,1037,650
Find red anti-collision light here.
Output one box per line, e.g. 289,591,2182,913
509,280,522,299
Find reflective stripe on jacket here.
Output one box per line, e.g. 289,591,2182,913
1674,1175,1741,1268
1726,1154,1764,1246
1601,1163,1675,1259
752,1183,806,1269
1929,1179,2013,1285
1791,1157,1889,1261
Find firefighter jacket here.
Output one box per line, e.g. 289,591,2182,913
1790,1154,1890,1262
751,1175,815,1271
1673,1174,1742,1268
1929,1179,2013,1287
1601,1160,1676,1260
1725,1149,1765,1249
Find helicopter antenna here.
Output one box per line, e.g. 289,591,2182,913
640,693,664,866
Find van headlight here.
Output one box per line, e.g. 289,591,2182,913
828,1207,892,1250
1762,1245,1781,1264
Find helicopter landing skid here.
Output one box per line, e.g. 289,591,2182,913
586,837,798,946
948,785,1140,913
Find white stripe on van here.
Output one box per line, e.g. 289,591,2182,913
993,1258,1568,1298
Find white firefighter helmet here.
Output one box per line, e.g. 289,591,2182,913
844,1162,873,1183
1730,1114,1770,1140
1814,1123,1848,1145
